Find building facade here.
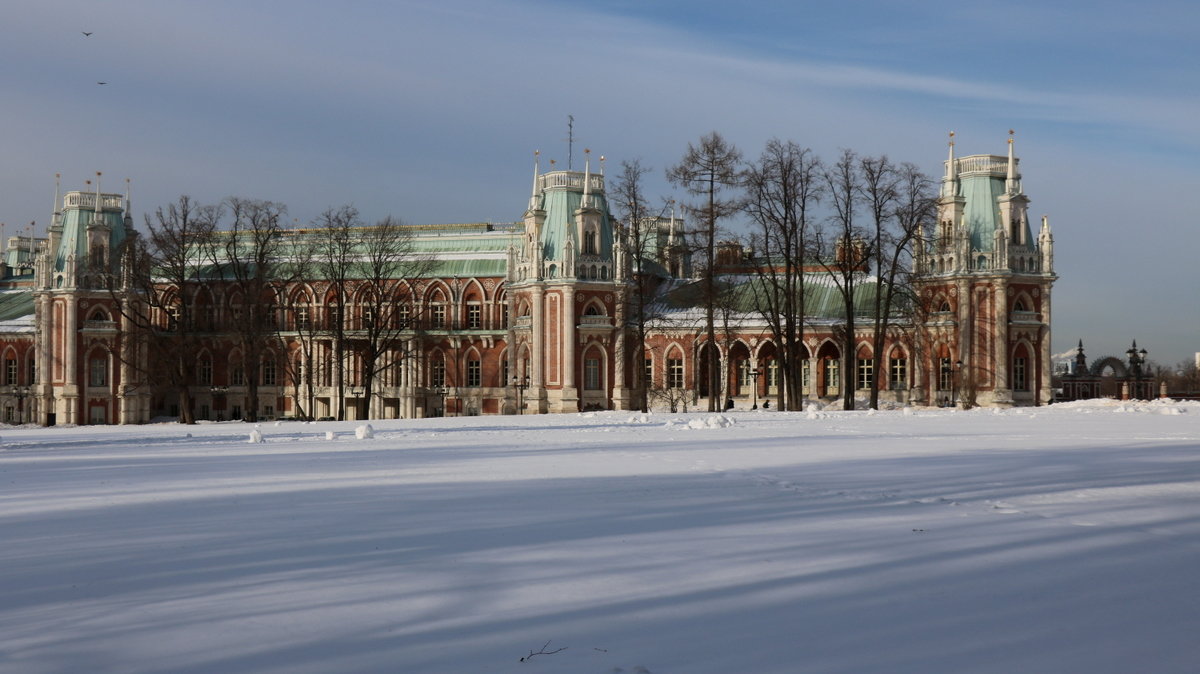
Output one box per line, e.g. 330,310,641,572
0,137,1056,424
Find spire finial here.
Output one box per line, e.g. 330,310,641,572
581,149,592,209
94,171,103,219
1005,130,1018,194
52,172,62,228
529,150,541,211
943,131,958,196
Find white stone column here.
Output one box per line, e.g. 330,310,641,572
562,286,577,406
531,286,545,387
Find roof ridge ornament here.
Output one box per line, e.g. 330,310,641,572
529,150,541,212
1006,129,1018,195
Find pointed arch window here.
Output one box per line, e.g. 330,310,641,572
89,352,108,387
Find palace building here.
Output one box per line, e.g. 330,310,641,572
0,137,1055,424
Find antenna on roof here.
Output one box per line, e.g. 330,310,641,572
566,114,575,171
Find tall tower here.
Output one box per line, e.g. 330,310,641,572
34,174,144,424
507,150,629,413
913,133,1056,406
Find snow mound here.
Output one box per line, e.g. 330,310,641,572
248,429,264,444
355,424,375,439
325,431,337,441
626,414,654,425
686,415,735,430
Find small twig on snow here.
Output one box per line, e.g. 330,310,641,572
519,640,568,662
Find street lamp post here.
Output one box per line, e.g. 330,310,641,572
210,386,227,421
350,386,365,419
951,360,963,408
1126,341,1148,399
11,385,30,424
750,368,762,410
511,375,529,415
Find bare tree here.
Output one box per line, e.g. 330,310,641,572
668,132,742,411
280,231,320,419
858,155,901,409
742,139,823,410
612,159,658,413
820,149,871,410
106,195,218,424
350,216,436,420
869,162,936,408
313,205,361,420
210,197,290,422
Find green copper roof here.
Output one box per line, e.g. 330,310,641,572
54,192,129,273
960,175,1004,253
534,175,614,261
0,290,35,322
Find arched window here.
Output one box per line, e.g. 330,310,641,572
89,351,109,387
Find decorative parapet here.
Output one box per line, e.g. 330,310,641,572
538,171,605,193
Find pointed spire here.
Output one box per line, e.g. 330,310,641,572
1006,129,1018,194
667,199,677,247
942,131,957,198
94,171,103,223
581,148,592,210
123,178,134,230
51,173,62,230
528,150,541,212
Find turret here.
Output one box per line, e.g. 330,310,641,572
1039,215,1054,273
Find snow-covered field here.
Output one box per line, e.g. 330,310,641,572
2,400,1199,674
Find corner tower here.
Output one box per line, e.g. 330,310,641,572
507,150,630,413
34,173,145,425
914,133,1056,407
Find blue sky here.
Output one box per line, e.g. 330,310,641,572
2,0,1197,366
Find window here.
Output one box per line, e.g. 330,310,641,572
166,305,180,331
4,358,15,386
266,305,278,329
802,359,811,394
232,364,245,386
396,304,411,328
198,358,213,386
738,360,751,389
431,357,446,388
362,306,375,329
644,357,653,388
823,358,839,393
27,355,35,386
767,360,779,393
467,304,481,329
293,359,304,386
584,358,601,390
432,304,446,329
890,357,907,390
89,354,108,387
1014,357,1028,391
857,358,873,390
500,358,509,388
583,230,597,255
328,304,342,329
939,357,953,390
466,358,481,387
296,306,311,330
262,359,277,386
667,358,684,389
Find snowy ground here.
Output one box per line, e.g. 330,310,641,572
2,400,1199,674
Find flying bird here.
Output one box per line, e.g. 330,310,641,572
97,81,107,85
82,31,93,36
